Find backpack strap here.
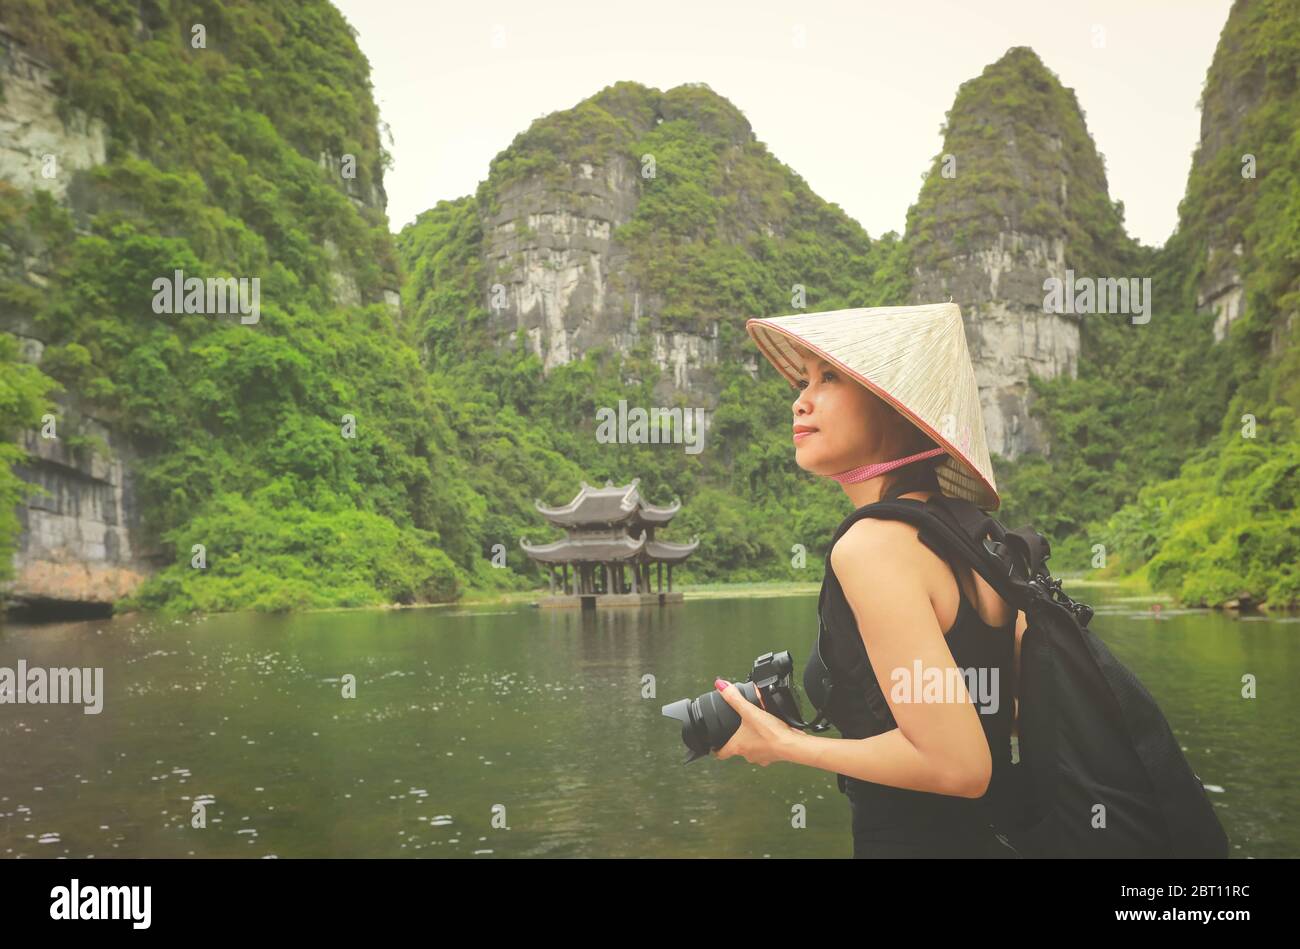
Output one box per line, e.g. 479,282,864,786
819,496,1051,729
848,497,1035,608
817,589,899,729
1002,527,1051,580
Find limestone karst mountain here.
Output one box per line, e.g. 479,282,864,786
403,59,1142,464
902,46,1142,460
988,0,1300,608
1166,0,1299,357
399,79,899,411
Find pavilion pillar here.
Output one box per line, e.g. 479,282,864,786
548,568,555,595
657,561,663,593
667,563,673,592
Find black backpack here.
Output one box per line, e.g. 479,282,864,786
822,493,1230,859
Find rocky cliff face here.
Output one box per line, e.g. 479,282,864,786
483,153,725,394
0,28,144,612
1177,0,1297,352
1,21,396,613
9,388,150,613
0,27,107,201
1187,12,1255,343
910,228,1077,461
904,47,1136,460
472,83,764,408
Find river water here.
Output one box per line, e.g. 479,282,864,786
0,587,1292,857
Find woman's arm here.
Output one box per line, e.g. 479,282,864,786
1013,608,1026,737
783,725,985,797
781,518,992,798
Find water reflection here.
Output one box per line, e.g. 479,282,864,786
0,589,1292,857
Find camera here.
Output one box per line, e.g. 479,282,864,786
661,650,830,763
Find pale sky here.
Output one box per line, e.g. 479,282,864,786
334,0,1234,248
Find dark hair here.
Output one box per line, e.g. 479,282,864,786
881,415,945,501
881,457,944,501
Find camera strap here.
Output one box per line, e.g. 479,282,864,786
803,628,836,731
787,574,845,732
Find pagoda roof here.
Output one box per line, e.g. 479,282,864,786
533,478,681,528
645,537,701,562
519,529,700,564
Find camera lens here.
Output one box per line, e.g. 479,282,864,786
662,682,759,763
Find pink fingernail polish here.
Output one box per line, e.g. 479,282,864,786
715,678,730,691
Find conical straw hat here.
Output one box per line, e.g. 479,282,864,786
745,302,999,510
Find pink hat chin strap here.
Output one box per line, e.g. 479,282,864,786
826,446,948,485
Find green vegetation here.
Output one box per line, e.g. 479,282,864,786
396,80,911,592
2,2,1295,614
1102,0,1300,608
1114,418,1299,607
992,249,1231,570
3,45,906,612
1,0,471,611
0,328,57,583
992,3,1300,607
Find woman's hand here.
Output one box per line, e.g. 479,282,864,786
712,678,803,766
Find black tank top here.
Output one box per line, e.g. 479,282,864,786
803,497,1017,849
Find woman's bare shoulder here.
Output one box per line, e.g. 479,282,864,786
830,516,928,570
830,512,958,608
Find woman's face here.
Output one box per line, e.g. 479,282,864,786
789,346,904,475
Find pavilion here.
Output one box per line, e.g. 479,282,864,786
520,478,698,608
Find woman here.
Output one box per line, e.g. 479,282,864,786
716,302,1028,858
